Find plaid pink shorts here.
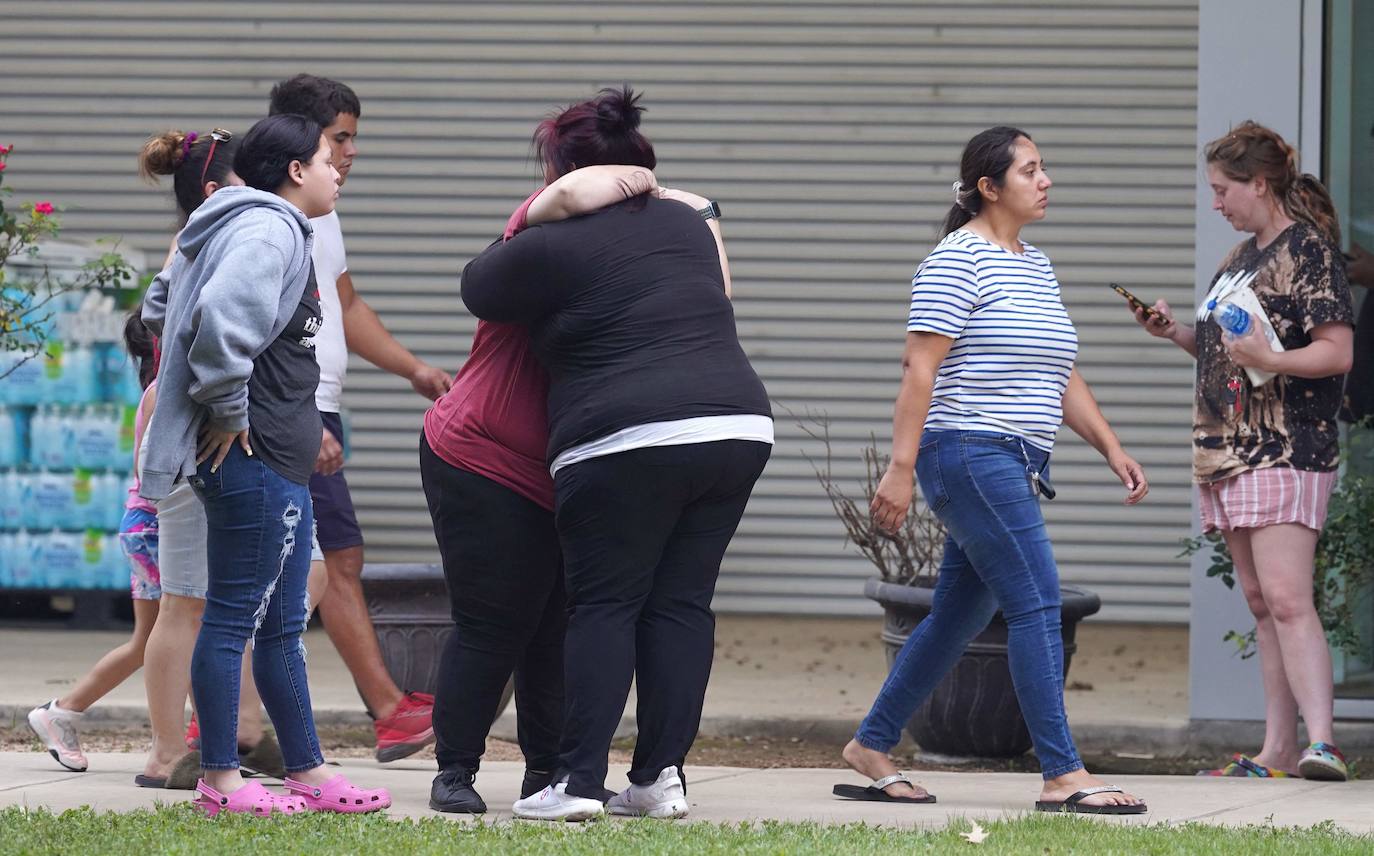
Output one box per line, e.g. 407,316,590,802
1197,467,1339,533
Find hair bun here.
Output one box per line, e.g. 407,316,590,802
594,85,645,133
138,130,188,182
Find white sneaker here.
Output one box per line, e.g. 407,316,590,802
607,766,689,819
512,779,606,822
27,699,88,772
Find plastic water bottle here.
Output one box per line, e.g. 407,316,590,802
1208,300,1251,337
12,529,38,589
8,530,36,588
103,472,126,531
115,405,137,473
44,529,82,588
0,531,12,587
0,406,17,468
16,473,37,530
0,471,18,530
67,344,97,404
4,350,43,405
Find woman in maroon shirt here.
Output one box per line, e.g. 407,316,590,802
420,165,657,814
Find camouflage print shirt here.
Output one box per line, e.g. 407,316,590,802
1194,223,1354,483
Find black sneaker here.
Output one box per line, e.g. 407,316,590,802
521,768,557,799
430,767,487,814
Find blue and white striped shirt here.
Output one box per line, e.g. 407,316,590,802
907,229,1078,452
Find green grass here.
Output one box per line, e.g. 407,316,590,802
1,807,1370,856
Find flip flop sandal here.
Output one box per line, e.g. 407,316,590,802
238,732,287,779
284,774,392,813
133,774,166,788
164,751,202,791
1036,786,1147,815
1298,742,1348,781
832,773,937,804
1197,754,1291,778
193,779,307,818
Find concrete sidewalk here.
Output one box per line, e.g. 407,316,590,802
3,752,1372,831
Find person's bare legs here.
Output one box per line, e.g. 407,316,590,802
307,559,328,618
59,599,159,712
1223,529,1303,772
1249,523,1335,747
317,545,403,718
141,593,202,778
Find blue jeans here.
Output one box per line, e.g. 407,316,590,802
855,430,1083,779
189,445,322,772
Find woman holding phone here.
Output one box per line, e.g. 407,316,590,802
1131,121,1353,780
842,125,1149,814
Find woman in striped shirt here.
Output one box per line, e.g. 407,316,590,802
842,126,1149,814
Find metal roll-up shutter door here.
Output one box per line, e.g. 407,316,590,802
1,1,1198,622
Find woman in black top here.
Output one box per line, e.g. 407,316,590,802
462,87,772,821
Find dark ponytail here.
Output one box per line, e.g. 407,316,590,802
1205,120,1341,246
939,125,1031,239
123,304,157,390
137,129,240,224
533,85,656,179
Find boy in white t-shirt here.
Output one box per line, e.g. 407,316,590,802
270,75,452,762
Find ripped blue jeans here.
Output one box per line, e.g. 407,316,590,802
189,444,321,772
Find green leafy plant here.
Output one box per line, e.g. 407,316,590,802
0,142,134,378
1181,448,1374,660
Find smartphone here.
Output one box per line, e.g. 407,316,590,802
1109,282,1160,321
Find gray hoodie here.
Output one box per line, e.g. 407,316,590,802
139,186,315,500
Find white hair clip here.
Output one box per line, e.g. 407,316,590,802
952,180,963,201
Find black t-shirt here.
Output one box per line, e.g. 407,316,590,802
1341,289,1373,424
461,196,771,461
248,266,323,484
1193,223,1354,481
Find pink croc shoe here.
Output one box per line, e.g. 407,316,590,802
194,779,307,817
285,774,392,814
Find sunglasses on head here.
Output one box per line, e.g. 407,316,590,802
199,127,233,186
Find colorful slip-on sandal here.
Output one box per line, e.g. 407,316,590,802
1298,742,1348,781
1035,786,1147,815
1196,753,1291,778
193,780,307,817
285,774,392,813
832,773,937,804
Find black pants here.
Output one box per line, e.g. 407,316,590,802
419,433,565,773
554,440,771,800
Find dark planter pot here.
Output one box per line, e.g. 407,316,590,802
360,563,513,719
864,577,1100,758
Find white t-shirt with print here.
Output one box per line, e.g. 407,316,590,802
310,210,348,413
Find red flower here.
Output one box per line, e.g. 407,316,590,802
0,162,6,172
33,202,54,215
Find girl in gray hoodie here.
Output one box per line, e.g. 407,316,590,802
142,114,389,817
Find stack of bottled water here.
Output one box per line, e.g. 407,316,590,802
0,289,145,591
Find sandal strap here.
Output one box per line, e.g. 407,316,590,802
870,773,911,791
1065,786,1122,804
195,780,227,804
1233,756,1273,777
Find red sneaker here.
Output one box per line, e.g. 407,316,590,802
373,691,435,762
185,715,200,750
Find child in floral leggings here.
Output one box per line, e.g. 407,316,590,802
27,314,164,772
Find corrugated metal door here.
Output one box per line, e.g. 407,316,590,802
1,1,1199,621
